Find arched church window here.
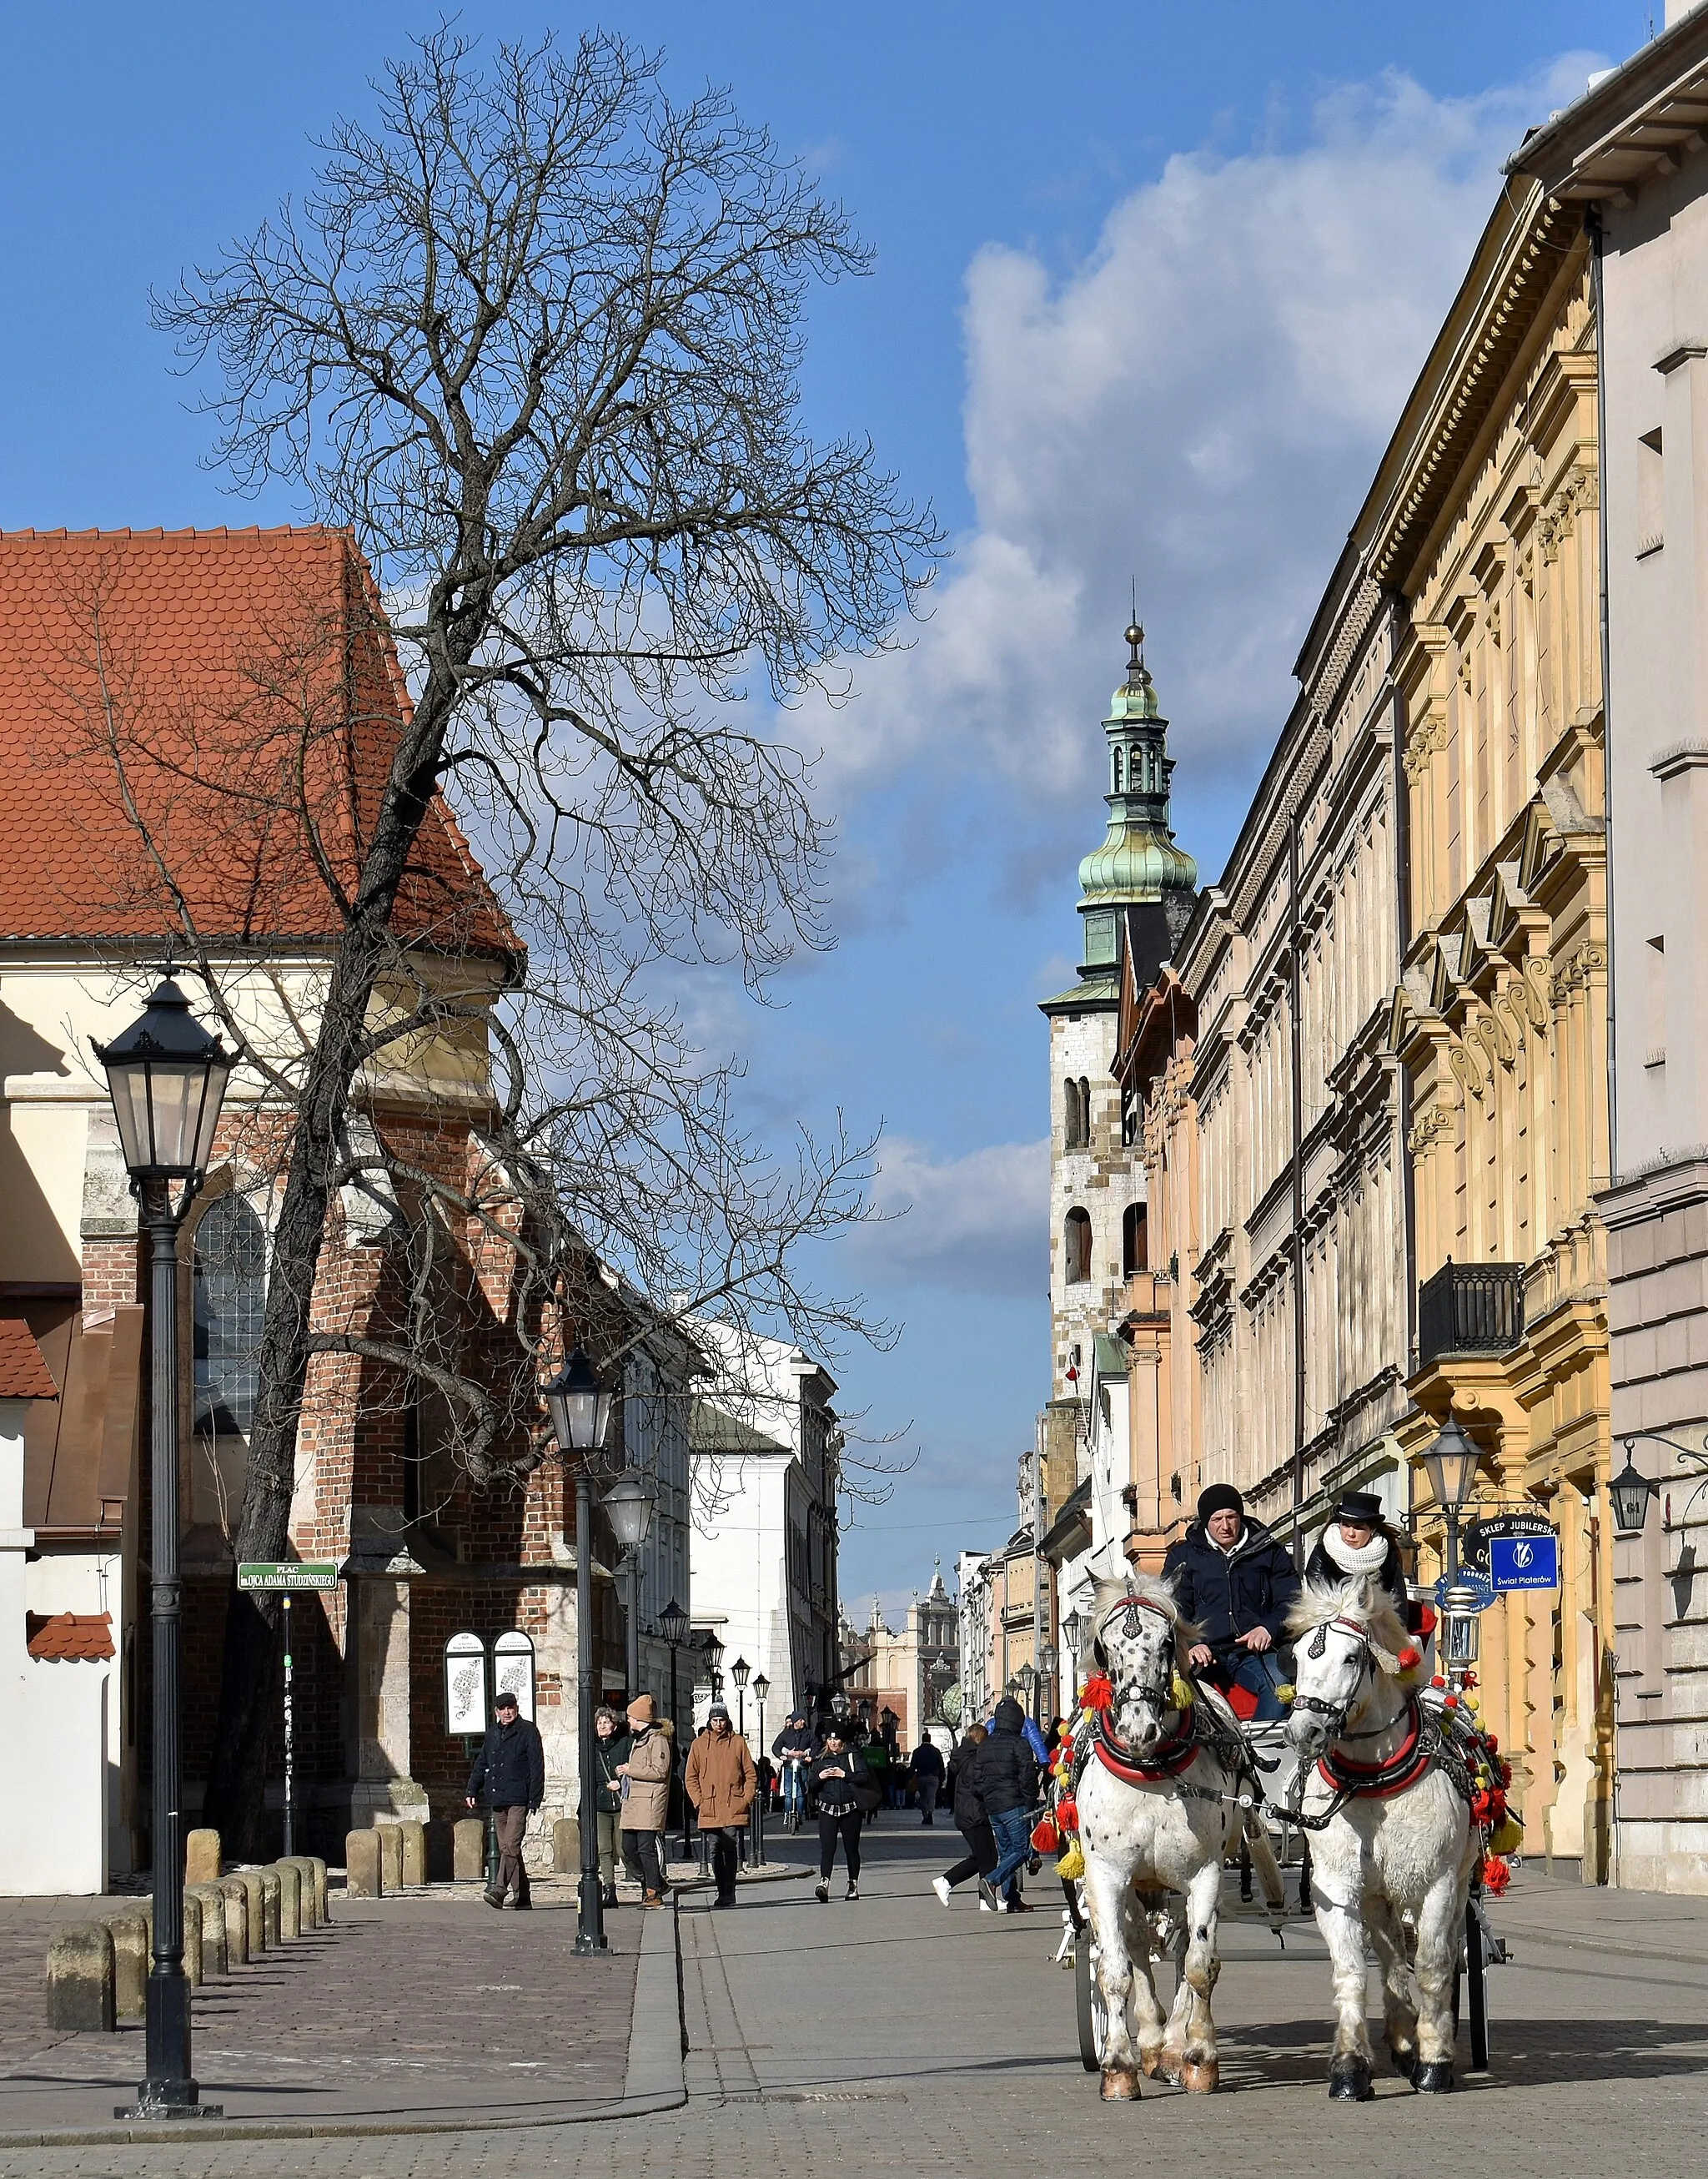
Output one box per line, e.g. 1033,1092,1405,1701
1123,1202,1148,1278
1064,1207,1092,1285
1063,1078,1088,1150
193,1192,266,1435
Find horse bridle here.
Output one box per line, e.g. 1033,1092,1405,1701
1093,1593,1181,1717
1290,1615,1402,1743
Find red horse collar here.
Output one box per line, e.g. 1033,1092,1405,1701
1093,1708,1198,1785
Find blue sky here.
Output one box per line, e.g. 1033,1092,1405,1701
0,2,1645,1621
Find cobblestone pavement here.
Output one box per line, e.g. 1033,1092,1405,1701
8,1826,1708,2175
0,1885,635,2130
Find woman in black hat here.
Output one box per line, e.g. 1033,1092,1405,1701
1304,1491,1408,1610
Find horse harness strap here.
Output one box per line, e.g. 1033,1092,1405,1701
1093,1708,1199,1785
1314,1697,1433,1801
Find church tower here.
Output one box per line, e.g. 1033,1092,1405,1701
1041,622,1197,1399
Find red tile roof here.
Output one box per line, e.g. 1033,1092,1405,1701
0,1316,57,1399
0,529,513,957
26,1612,115,1661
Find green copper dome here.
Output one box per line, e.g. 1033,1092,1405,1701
1077,621,1198,911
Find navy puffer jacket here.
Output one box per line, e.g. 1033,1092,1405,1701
1163,1517,1301,1653
967,1698,1039,1817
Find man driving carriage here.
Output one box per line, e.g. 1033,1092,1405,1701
1163,1484,1300,1720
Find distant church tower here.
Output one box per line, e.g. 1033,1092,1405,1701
1041,622,1198,1399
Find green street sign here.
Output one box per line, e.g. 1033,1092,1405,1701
237,1562,343,1593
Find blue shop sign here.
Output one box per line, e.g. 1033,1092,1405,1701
1489,1533,1559,1591
1434,1568,1498,1613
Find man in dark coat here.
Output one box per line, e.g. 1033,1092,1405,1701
909,1734,946,1824
1164,1484,1301,1720
772,1709,818,1829
968,1697,1040,1910
1304,1490,1409,1611
465,1688,545,1907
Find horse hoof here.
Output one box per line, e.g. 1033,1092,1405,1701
1413,2061,1454,2095
1100,2065,1142,2102
1179,2056,1219,2095
1138,2048,1166,2081
1328,2063,1374,2102
1391,2047,1418,2081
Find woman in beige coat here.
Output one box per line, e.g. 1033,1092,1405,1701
617,1695,673,1905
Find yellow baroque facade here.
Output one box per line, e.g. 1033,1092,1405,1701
1389,241,1613,1871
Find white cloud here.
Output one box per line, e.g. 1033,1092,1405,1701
806,58,1599,846
848,1135,1048,1296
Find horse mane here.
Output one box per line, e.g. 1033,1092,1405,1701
1086,1573,1203,1658
1287,1576,1409,1673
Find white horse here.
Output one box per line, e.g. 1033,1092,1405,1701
1284,1578,1479,2101
1075,1575,1284,2101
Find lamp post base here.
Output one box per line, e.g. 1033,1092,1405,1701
574,1871,609,1954
118,1970,224,2116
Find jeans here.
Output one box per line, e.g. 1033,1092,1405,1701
917,1778,939,1822
818,1809,862,1881
622,1825,664,1894
987,1804,1032,1897
1227,1645,1290,1722
492,1804,531,1901
781,1762,809,1820
943,1817,997,1888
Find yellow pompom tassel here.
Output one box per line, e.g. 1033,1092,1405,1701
1275,1685,1296,1705
1171,1672,1196,1712
1466,1693,1481,1712
1057,1841,1085,1880
1489,1815,1524,1855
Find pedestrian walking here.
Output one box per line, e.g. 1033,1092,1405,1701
811,1722,870,1901
772,1709,817,1832
1163,1483,1302,1720
591,1704,632,1906
910,1734,946,1824
967,1697,1039,1912
862,1729,888,1823
684,1700,756,1907
465,1688,544,1909
617,1694,673,1907
932,1724,999,1908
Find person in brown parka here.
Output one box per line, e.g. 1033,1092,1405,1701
684,1702,756,1907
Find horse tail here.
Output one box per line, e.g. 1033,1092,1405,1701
1243,1814,1288,1935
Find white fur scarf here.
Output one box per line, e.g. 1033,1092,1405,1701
1322,1526,1390,1577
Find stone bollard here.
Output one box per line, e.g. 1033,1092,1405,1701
399,1818,426,1888
286,1855,319,1928
103,1909,149,2019
260,1868,281,1948
220,1875,250,1965
375,1822,404,1894
424,1819,453,1884
182,1887,203,1988
274,1859,301,1939
185,1887,226,1976
452,1817,485,1883
237,1868,265,1953
46,1923,115,2031
345,1829,383,1897
184,1827,222,1885
308,1854,329,1923
553,1815,580,1875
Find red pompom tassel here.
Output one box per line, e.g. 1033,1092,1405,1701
1083,1673,1115,1714
1481,1853,1511,1895
1397,1646,1420,1669
1055,1796,1078,1833
1031,1816,1060,1854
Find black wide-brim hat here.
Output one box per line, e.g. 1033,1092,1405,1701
1333,1491,1385,1526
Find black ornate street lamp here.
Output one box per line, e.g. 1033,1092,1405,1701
1608,1432,1708,1536
730,1653,751,1739
1422,1413,1482,1583
94,975,231,2121
542,1347,614,1956
602,1468,657,1697
750,1673,770,1866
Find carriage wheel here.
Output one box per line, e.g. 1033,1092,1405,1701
1076,1936,1108,2071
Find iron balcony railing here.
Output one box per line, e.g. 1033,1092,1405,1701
1417,1258,1525,1368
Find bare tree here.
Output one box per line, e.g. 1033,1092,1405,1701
138,25,937,1845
